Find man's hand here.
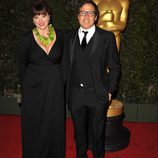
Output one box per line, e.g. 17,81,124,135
108,93,112,101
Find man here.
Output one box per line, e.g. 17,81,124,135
63,0,121,158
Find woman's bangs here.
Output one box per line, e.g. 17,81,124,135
33,9,48,17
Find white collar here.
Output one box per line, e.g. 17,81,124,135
79,25,96,34
78,25,96,44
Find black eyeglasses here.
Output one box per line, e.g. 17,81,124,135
79,11,96,17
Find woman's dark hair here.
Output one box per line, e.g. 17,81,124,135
31,0,51,17
77,0,99,23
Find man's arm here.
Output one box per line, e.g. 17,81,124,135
107,32,121,94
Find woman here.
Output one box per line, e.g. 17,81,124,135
18,0,65,158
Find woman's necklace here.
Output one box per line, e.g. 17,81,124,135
33,24,55,46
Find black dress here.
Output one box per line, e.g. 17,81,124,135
18,29,65,158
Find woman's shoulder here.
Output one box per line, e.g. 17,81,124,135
54,28,63,36
54,28,76,39
62,29,77,40
21,30,33,41
54,28,65,44
18,30,33,48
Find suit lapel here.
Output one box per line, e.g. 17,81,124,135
70,31,78,67
69,27,101,63
89,27,101,56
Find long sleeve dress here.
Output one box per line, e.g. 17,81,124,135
18,29,65,158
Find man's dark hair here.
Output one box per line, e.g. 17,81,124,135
77,0,99,23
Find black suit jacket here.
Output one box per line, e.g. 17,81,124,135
62,26,121,103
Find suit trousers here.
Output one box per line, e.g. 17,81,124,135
69,85,108,158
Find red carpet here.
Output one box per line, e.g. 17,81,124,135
0,115,158,158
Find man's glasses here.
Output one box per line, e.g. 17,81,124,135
79,11,96,17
